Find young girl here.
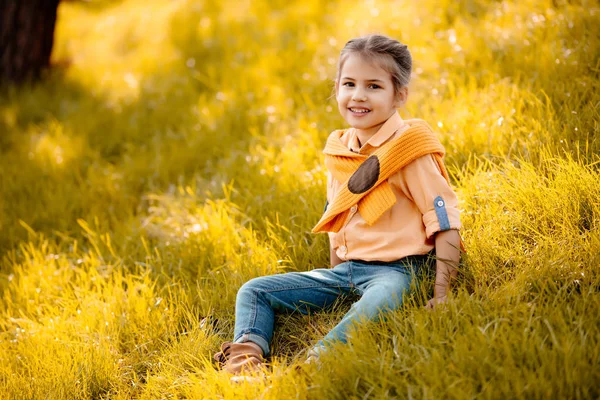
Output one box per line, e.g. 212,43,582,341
214,34,462,376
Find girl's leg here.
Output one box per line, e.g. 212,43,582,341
233,263,355,356
314,257,429,352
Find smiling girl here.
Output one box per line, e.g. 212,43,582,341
214,34,462,378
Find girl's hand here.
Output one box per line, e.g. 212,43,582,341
426,280,450,310
425,295,448,310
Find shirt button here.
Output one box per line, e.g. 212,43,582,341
350,205,357,213
437,200,444,207
340,245,347,253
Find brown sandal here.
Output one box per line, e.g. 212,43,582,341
214,341,265,375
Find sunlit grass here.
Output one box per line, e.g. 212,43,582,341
0,0,599,398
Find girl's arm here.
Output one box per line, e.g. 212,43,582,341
330,244,343,268
325,171,343,268
426,229,461,309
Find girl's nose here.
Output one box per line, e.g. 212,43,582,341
352,91,367,101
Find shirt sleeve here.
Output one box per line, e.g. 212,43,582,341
326,171,334,204
396,154,461,238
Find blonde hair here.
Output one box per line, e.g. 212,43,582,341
337,34,412,95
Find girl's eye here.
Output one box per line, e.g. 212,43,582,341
369,84,381,89
342,82,354,87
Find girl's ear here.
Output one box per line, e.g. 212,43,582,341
334,79,340,98
395,86,409,107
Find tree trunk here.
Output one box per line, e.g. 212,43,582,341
0,0,61,85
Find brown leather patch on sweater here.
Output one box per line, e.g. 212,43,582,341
348,155,380,194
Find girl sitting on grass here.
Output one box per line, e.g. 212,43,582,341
214,33,462,377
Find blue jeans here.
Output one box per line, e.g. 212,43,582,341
233,255,433,356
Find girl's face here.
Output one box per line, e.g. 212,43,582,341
335,53,407,139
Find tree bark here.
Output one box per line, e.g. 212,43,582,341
0,0,61,85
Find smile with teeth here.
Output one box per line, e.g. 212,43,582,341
349,108,370,113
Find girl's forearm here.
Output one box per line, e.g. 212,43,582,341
330,245,343,267
433,229,461,298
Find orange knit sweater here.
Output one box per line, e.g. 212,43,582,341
312,119,449,234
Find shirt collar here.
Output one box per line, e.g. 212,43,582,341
348,111,404,152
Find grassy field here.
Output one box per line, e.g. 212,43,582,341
1,0,599,398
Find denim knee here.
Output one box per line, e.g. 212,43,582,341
378,282,408,309
237,276,267,301
355,278,412,321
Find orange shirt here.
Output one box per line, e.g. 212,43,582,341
326,112,461,262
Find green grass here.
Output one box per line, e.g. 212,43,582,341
1,0,599,398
